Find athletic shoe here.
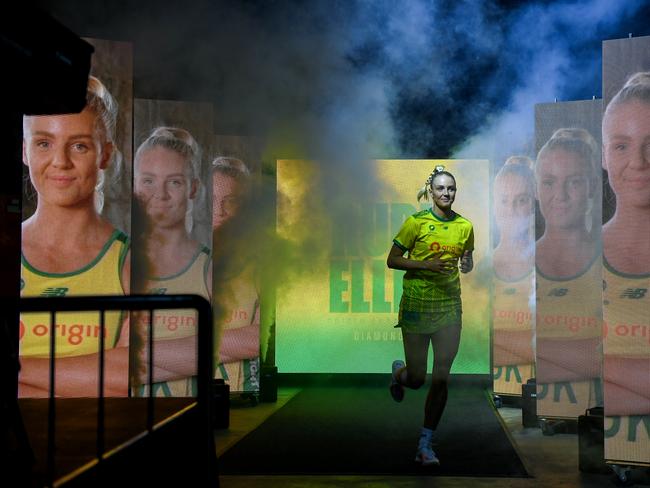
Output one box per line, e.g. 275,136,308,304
415,443,440,466
389,359,405,402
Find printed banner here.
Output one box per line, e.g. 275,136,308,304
276,159,490,374
534,100,603,419
602,36,650,465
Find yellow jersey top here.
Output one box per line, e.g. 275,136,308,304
214,266,260,393
135,245,211,398
536,254,603,340
19,230,129,358
393,209,474,315
145,245,211,340
603,258,650,357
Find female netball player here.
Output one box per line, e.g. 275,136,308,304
602,72,650,417
212,157,260,391
387,165,474,466
19,76,130,397
133,126,211,397
492,157,535,386
535,128,602,418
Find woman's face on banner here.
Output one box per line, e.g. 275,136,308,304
212,173,241,230
135,146,195,229
22,108,108,209
603,99,650,209
494,172,534,236
536,148,591,230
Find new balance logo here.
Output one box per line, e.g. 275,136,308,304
547,288,568,297
41,287,69,297
149,287,168,295
619,288,647,299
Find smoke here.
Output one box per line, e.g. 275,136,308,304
453,0,646,164
35,0,649,364
38,0,649,160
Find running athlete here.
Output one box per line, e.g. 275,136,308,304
387,165,474,466
19,76,130,398
535,128,602,418
492,157,535,395
133,127,211,396
602,72,650,421
212,157,260,392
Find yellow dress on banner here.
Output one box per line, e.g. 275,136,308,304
136,246,211,398
492,271,535,395
603,258,650,465
535,255,602,419
19,230,129,358
214,267,260,392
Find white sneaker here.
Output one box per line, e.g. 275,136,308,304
415,443,440,466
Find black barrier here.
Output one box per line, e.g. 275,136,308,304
19,294,217,487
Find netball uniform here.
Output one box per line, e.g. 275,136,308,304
492,270,535,395
603,258,650,465
214,267,260,393
20,229,129,359
535,254,602,419
136,245,211,398
393,209,474,334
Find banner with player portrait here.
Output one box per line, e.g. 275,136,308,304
602,35,650,466
130,99,214,397
18,39,133,398
211,135,264,393
534,100,603,419
276,159,490,374
491,154,536,397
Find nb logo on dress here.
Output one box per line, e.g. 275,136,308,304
41,287,69,297
547,288,568,297
619,288,647,299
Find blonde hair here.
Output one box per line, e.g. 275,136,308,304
85,76,120,214
606,71,650,116
496,155,535,193
504,155,533,169
211,156,251,180
135,126,202,234
536,128,600,178
417,165,456,202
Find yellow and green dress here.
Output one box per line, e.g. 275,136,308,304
136,245,211,397
214,266,260,393
19,230,129,395
492,269,535,395
535,253,602,419
392,209,474,333
602,258,650,465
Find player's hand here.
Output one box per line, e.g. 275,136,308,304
424,253,456,274
460,250,473,274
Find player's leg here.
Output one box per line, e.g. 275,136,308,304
390,331,430,402
425,323,461,428
416,323,461,466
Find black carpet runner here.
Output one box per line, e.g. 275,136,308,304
218,382,529,477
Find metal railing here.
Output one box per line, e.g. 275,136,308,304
19,294,216,487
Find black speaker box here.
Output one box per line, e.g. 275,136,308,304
212,378,230,429
260,365,278,403
522,378,538,428
578,406,610,474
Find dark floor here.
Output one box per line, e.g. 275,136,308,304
215,388,646,488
